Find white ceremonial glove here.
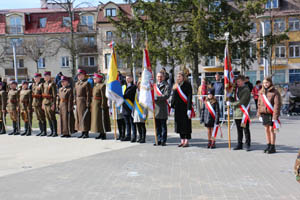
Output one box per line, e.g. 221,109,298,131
259,117,263,122
226,101,231,106
154,95,158,100
171,108,175,114
143,114,147,119
187,110,191,119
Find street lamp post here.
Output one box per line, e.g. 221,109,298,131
260,21,269,78
130,33,136,84
12,41,18,83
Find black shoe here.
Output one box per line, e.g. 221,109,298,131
264,144,271,153
210,141,216,149
52,133,58,137
140,138,146,144
82,133,89,139
233,144,243,150
36,132,42,136
95,134,102,139
78,133,85,138
8,131,15,135
47,133,53,137
14,131,20,135
26,132,31,136
40,132,47,137
122,137,131,141
101,134,106,140
21,131,27,136
245,145,251,152
64,135,71,138
154,141,162,146
137,138,142,143
267,145,276,154
161,142,167,146
131,137,136,143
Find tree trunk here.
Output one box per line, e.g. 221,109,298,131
191,53,199,95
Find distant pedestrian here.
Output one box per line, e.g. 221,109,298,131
245,76,254,93
257,77,282,154
197,77,208,110
252,80,262,110
281,85,293,116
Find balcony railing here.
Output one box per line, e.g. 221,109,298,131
5,68,28,77
6,25,24,34
5,47,25,56
77,24,96,33
78,66,98,74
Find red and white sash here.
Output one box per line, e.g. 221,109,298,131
177,85,195,118
154,84,171,114
262,94,281,130
236,88,251,127
205,101,220,138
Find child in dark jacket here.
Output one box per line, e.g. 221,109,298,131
200,89,220,148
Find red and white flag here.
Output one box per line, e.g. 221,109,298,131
139,45,155,112
224,44,234,92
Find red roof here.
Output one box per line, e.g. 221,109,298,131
24,12,79,34
0,14,5,34
0,7,97,35
97,2,132,23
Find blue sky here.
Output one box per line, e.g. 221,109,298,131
1,0,125,9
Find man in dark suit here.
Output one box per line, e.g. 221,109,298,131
121,75,137,142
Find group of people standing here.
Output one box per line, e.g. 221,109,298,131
198,74,282,153
0,69,283,154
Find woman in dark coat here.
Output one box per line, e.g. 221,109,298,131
171,71,193,147
200,89,220,148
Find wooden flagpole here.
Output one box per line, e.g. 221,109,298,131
113,102,117,140
152,106,158,145
225,32,231,150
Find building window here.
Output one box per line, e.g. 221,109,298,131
204,56,216,66
274,19,285,32
266,0,279,9
261,20,271,36
82,56,95,67
63,17,71,27
81,15,94,29
10,38,23,46
9,16,22,34
83,36,95,46
289,43,300,58
17,59,24,68
250,22,257,34
289,69,300,83
273,70,286,84
38,58,45,68
245,71,256,85
289,17,300,31
105,53,111,69
39,18,47,28
106,31,113,41
275,46,286,58
61,56,69,67
105,8,116,17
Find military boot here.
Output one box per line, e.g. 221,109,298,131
0,122,6,134
14,121,20,135
140,132,146,144
26,123,31,136
21,123,28,136
8,121,17,135
47,120,54,137
267,144,276,154
40,121,47,136
82,131,89,139
52,120,58,137
36,121,43,136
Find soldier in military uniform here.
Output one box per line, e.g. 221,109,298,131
42,71,57,137
75,69,92,138
32,73,47,136
0,82,7,134
57,76,74,138
19,81,33,136
7,80,20,135
100,73,111,135
91,73,105,139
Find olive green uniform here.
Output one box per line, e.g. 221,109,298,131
42,80,57,136
19,88,32,136
32,82,47,135
7,89,20,134
0,90,7,134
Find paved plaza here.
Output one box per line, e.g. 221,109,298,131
0,117,299,200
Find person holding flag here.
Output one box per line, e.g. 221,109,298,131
200,89,220,149
257,77,282,154
171,71,194,148
133,80,148,143
227,75,251,151
153,72,171,146
121,75,137,142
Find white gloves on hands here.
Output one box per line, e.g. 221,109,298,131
187,110,192,119
259,117,263,122
143,114,147,119
170,108,175,114
226,101,231,106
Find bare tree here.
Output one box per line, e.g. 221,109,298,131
21,37,61,72
47,0,95,76
0,40,12,69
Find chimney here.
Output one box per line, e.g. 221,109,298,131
40,0,48,9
